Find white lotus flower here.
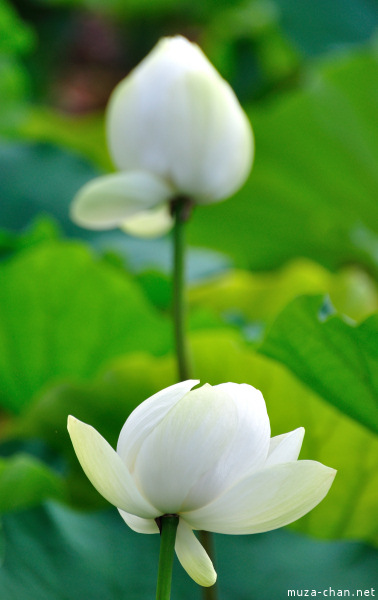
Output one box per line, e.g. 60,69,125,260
70,36,253,237
67,380,336,587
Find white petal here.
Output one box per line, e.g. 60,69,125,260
186,383,270,506
67,416,158,518
265,427,305,466
117,380,199,471
133,383,242,513
107,37,216,176
118,509,159,534
166,69,253,201
70,171,174,230
107,36,253,202
184,460,336,534
120,203,173,238
175,519,216,587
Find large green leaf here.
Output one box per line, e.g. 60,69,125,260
0,502,376,599
0,454,65,513
188,48,378,275
0,240,171,413
259,295,378,434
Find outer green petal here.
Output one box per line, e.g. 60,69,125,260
118,509,159,534
184,460,336,534
70,171,174,230
120,203,173,238
175,519,217,587
265,427,305,466
67,416,158,518
117,380,199,471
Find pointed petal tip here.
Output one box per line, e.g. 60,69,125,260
293,426,305,444
187,379,201,386
67,414,78,431
294,426,305,445
67,414,89,434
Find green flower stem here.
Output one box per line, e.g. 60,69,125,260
172,197,191,381
156,515,180,600
171,197,219,600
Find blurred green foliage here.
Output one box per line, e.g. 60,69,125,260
0,502,376,599
0,0,34,133
189,48,378,274
0,240,172,413
0,0,377,597
0,454,66,512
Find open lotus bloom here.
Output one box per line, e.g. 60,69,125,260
68,380,336,587
70,36,254,237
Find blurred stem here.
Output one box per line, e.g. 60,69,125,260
172,197,192,381
171,197,219,600
156,515,179,600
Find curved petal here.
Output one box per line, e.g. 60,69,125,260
117,380,199,470
70,171,174,230
67,416,158,518
133,384,237,513
175,519,217,587
120,203,173,238
166,69,253,201
186,383,270,506
118,509,159,534
265,428,305,466
184,460,336,535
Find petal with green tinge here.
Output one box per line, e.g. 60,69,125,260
118,509,159,534
175,519,217,587
67,416,158,518
70,171,174,230
120,203,174,238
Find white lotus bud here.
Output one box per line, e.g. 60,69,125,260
71,36,254,237
68,381,336,587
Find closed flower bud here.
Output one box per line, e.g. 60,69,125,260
71,36,254,237
68,381,336,587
